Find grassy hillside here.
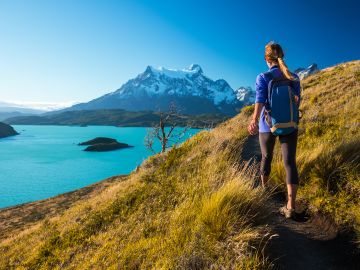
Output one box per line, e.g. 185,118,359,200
0,60,359,269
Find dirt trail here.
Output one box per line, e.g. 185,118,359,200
241,135,360,270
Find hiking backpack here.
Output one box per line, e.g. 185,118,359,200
264,70,299,136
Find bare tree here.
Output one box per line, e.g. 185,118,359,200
144,102,192,153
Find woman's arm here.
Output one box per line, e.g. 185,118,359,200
248,103,264,135
248,74,267,135
252,102,264,121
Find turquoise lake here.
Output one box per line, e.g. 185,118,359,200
0,125,203,209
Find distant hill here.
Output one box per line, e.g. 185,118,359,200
0,101,45,114
4,109,229,128
0,101,76,113
0,111,35,121
0,101,77,121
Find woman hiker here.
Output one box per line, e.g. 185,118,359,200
247,41,301,219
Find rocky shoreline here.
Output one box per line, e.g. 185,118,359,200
0,122,18,138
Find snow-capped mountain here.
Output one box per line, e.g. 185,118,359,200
66,64,247,116
235,86,255,105
295,63,319,80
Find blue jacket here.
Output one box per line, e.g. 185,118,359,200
255,65,301,133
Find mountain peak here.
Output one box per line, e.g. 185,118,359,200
144,64,203,75
295,63,319,80
140,64,204,80
186,64,203,74
143,65,156,76
308,63,318,72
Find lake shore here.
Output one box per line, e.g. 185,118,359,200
0,174,128,240
0,125,202,208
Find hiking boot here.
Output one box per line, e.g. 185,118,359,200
279,205,295,219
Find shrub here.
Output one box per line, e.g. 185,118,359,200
241,105,255,116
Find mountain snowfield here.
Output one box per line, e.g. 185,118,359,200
112,64,238,105
66,64,252,116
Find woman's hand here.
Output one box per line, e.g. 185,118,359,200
247,118,259,135
294,95,300,105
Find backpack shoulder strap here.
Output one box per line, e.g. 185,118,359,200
263,71,275,108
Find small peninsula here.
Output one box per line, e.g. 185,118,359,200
79,137,134,152
0,122,18,138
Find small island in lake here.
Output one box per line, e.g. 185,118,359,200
78,137,134,152
0,122,19,138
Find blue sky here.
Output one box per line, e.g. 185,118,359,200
0,0,359,104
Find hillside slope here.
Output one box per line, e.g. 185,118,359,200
0,60,359,269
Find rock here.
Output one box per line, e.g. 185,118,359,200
79,137,134,152
78,137,117,146
84,142,134,152
0,122,18,138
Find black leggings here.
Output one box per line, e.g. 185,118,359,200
259,130,299,185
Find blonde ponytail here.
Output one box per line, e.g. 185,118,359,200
265,42,297,81
277,57,296,80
